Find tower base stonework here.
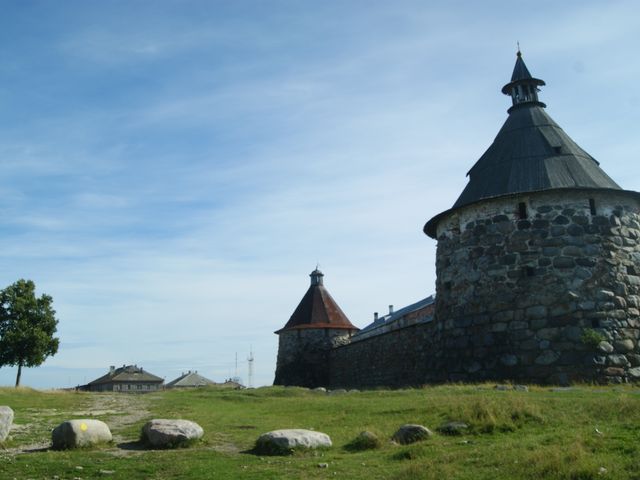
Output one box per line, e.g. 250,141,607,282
274,329,352,388
432,190,640,384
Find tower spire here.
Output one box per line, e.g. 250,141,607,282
501,49,546,112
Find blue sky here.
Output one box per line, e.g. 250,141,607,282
1,0,639,388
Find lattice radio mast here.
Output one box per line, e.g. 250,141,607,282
247,347,254,388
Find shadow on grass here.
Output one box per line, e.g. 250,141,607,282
18,445,50,454
117,441,147,451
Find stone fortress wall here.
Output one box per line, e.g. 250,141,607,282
276,52,640,389
326,189,640,387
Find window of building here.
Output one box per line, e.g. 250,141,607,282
589,198,596,215
518,202,528,219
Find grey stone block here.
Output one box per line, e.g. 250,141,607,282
0,406,13,442
141,419,204,448
256,429,332,454
52,419,112,450
391,424,433,445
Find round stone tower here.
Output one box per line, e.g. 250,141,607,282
424,51,640,384
273,268,359,388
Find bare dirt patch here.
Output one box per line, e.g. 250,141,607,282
2,392,155,457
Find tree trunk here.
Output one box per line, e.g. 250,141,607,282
15,363,22,387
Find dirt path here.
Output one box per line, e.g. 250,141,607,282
73,392,153,443
1,392,155,458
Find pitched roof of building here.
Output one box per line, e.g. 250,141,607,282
88,365,164,385
276,269,358,333
424,51,625,238
352,295,435,341
166,371,216,388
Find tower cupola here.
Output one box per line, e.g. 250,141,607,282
501,50,546,112
310,268,324,286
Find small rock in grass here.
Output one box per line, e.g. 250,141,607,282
437,421,469,436
141,419,204,449
318,463,329,468
255,429,332,455
514,385,529,392
313,387,327,393
52,420,112,450
328,389,347,395
392,424,433,445
346,431,381,451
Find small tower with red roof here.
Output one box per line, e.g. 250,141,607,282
274,268,359,388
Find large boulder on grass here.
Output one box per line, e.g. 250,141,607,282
141,419,204,448
392,424,433,445
255,429,332,455
0,406,14,442
52,419,112,449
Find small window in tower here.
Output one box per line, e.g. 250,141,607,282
589,198,596,215
444,281,452,291
518,202,528,219
524,266,535,277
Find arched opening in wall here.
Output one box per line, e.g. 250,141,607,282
589,198,596,215
518,202,528,219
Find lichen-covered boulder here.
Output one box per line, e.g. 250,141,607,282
255,429,332,455
345,430,381,451
0,406,14,442
52,419,112,449
392,424,433,445
141,419,204,448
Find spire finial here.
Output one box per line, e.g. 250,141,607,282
501,47,546,112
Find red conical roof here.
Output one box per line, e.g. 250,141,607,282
275,269,358,333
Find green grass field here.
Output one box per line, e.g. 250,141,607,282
2,384,640,479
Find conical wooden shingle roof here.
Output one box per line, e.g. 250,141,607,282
425,51,625,238
276,269,358,333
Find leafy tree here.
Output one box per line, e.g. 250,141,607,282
0,279,59,387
